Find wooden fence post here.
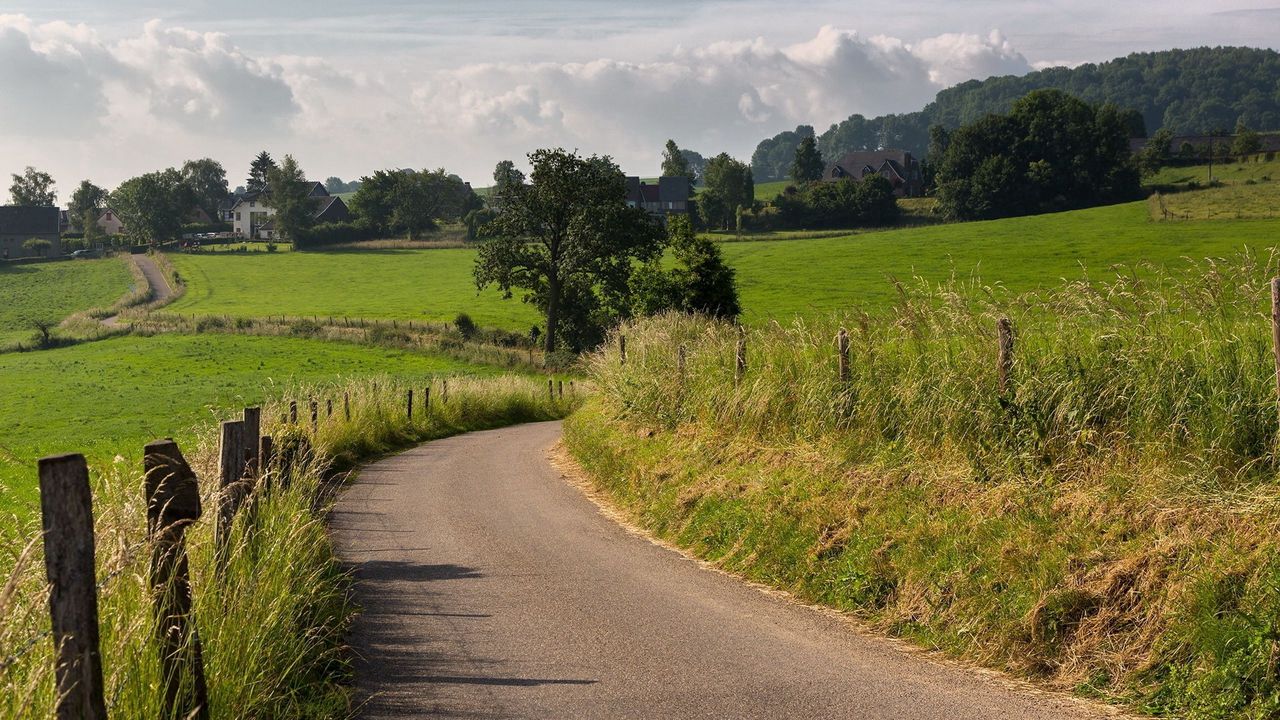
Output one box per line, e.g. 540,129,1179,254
38,454,107,720
443,380,449,404
837,328,851,384
569,380,575,394
407,388,414,419
143,440,210,720
677,345,686,375
997,317,1015,398
289,401,297,425
735,327,747,386
242,407,261,477
558,380,564,399
424,387,431,414
215,420,246,567
259,435,275,494
619,335,627,364
326,398,333,418
548,378,554,401
344,392,351,421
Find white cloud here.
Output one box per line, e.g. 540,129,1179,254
0,16,1034,189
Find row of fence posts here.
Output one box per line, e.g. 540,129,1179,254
620,319,1018,399
37,403,279,719
32,374,577,718
617,277,1280,421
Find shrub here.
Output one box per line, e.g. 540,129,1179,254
295,219,381,249
454,313,478,339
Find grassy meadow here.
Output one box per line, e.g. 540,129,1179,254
0,333,499,519
0,258,132,344
164,199,1280,329
1147,154,1280,188
568,257,1280,717
167,246,541,330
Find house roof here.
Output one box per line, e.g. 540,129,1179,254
231,181,330,210
0,205,59,236
827,150,915,180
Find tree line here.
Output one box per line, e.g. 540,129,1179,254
749,46,1280,181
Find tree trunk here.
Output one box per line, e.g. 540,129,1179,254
545,274,560,354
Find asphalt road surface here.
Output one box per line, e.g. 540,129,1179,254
333,421,1117,719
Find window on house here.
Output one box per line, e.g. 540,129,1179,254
236,212,241,221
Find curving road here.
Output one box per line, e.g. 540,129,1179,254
333,422,1120,719
101,254,174,327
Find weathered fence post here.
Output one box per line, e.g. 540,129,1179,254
344,392,351,421
38,454,108,720
837,328,851,384
289,400,298,425
215,420,246,567
443,380,449,404
548,378,554,401
619,335,627,364
407,388,414,419
558,380,564,399
677,345,686,375
569,380,575,394
242,407,261,477
143,440,210,720
259,435,275,494
326,398,333,418
997,317,1015,398
310,400,319,432
424,386,431,413
735,327,747,386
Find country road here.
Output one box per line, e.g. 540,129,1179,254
333,422,1119,719
101,254,173,327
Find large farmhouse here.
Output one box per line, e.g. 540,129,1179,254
0,206,61,259
823,150,922,198
231,182,350,239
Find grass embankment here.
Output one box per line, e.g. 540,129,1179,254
1147,154,1279,189
1,374,577,719
566,259,1280,718
0,333,503,519
0,258,132,347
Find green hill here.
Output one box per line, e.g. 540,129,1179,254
752,46,1280,180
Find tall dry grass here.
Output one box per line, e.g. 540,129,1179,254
0,374,578,719
571,251,1280,717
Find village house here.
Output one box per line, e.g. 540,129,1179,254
823,150,923,197
0,206,61,259
625,176,690,219
231,182,350,239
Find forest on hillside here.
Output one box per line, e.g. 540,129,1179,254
751,46,1280,181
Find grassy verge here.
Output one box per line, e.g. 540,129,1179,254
565,258,1280,718
0,374,578,719
0,257,132,350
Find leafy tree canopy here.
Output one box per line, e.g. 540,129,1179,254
264,155,314,242
935,89,1141,221
474,147,664,353
68,180,108,227
110,169,193,243
632,214,740,320
246,150,276,193
790,137,825,184
9,167,56,206
181,158,228,219
700,154,754,230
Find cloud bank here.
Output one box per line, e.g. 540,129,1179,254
0,15,1031,190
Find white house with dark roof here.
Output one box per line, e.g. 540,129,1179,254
231,181,350,239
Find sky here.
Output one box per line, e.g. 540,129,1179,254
2,1,1278,194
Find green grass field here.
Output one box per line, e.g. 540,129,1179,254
163,200,1280,327
0,333,497,517
1147,155,1279,188
168,247,541,329
0,258,132,344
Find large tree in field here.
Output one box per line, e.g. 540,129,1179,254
246,151,276,193
790,137,824,183
391,169,472,239
10,167,56,206
265,155,313,242
474,148,664,353
110,169,193,243
699,153,754,229
68,180,108,227
182,158,229,219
